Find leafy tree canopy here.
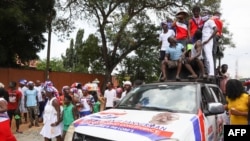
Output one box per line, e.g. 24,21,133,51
36,58,66,72
0,0,55,67
61,29,104,73
56,0,234,90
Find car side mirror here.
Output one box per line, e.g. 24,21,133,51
205,102,225,116
113,100,121,107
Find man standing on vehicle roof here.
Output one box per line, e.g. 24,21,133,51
159,21,176,62
201,10,218,78
159,21,175,79
172,10,189,47
211,11,223,71
188,5,204,43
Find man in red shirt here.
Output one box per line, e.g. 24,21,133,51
172,10,189,48
188,6,204,43
212,11,223,37
7,81,23,133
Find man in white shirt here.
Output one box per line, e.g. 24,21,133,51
34,80,44,122
104,82,116,110
159,22,176,81
159,21,176,62
201,10,218,77
18,79,28,124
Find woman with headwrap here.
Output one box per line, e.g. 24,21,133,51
40,85,63,141
78,86,95,117
70,87,80,105
58,86,70,106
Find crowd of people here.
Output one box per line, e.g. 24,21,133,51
159,5,223,81
0,5,249,141
0,79,143,141
0,76,248,141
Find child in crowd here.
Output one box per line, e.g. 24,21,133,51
218,64,229,96
62,95,78,141
91,91,101,113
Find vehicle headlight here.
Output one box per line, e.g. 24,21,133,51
64,123,75,141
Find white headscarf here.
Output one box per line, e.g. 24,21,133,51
0,82,4,88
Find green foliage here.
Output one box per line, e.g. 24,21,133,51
80,34,104,74
36,58,66,72
61,39,76,71
114,22,160,82
0,0,55,67
61,29,103,73
56,0,234,91
117,49,160,84
190,0,234,48
56,0,191,76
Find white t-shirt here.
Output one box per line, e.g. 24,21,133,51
34,85,43,102
159,29,175,51
191,40,203,60
202,19,216,40
81,98,90,111
0,98,8,122
120,91,127,100
79,95,94,112
19,86,28,104
104,89,116,108
77,89,83,99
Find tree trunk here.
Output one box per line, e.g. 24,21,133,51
100,69,113,95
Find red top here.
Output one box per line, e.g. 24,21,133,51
58,95,64,106
172,21,188,40
7,89,22,110
212,17,223,36
189,17,204,38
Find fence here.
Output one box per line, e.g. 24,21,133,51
0,68,112,92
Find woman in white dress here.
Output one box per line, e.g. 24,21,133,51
40,86,62,141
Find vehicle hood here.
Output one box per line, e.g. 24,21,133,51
73,109,204,141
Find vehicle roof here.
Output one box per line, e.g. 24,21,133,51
142,79,218,86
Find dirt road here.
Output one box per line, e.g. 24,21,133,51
12,122,44,141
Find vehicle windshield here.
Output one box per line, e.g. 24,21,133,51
117,84,197,114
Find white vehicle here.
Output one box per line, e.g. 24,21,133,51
65,81,227,141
